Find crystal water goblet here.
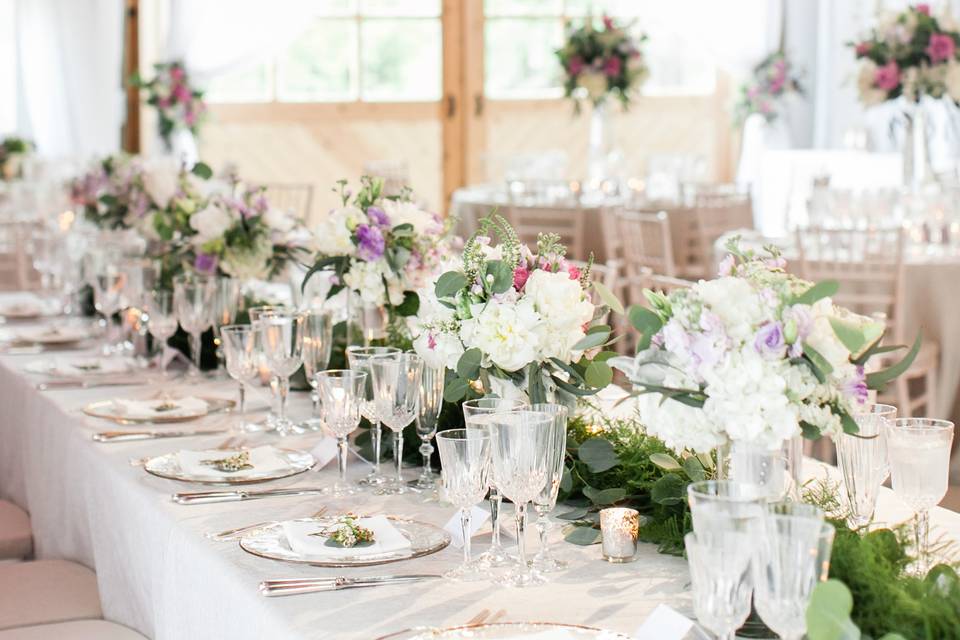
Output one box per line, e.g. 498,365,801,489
301,310,334,431
220,324,260,433
93,266,127,355
248,305,292,429
211,277,242,373
684,531,754,640
687,480,767,535
753,514,836,640
887,417,955,574
462,397,526,567
836,403,896,529
257,311,305,436
436,428,491,581
317,370,367,496
370,352,423,495
346,345,401,486
173,273,214,376
529,403,569,573
144,289,178,379
413,362,445,489
488,409,553,587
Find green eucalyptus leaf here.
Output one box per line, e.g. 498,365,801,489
800,420,823,440
456,348,483,381
556,507,590,521
191,162,213,180
865,333,922,391
650,473,686,506
485,260,514,294
584,360,613,389
627,305,663,351
394,291,420,317
559,466,573,493
563,525,602,545
805,579,861,640
573,328,610,352
435,271,468,299
443,376,470,403
578,437,620,472
682,456,706,482
593,280,624,314
829,317,867,356
791,280,839,306
649,453,682,471
802,343,834,377
583,485,627,505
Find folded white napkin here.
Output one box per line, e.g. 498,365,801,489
17,325,88,344
175,445,289,479
111,396,208,419
282,516,412,559
28,357,133,377
0,299,44,317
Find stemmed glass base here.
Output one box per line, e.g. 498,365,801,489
496,566,546,588
531,552,568,573
443,558,491,582
475,545,515,567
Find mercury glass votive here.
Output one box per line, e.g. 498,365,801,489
600,507,639,562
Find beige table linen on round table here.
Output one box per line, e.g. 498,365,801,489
1,305,959,639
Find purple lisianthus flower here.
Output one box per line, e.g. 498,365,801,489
754,321,786,358
194,252,218,274
366,206,390,228
843,366,869,405
355,224,385,261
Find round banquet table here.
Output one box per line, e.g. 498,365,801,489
0,297,958,639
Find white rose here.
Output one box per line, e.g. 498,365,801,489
804,299,853,372
524,269,595,362
189,203,233,243
314,206,362,256
577,70,609,100
381,199,437,235
459,298,540,372
142,166,179,207
263,207,296,233
413,329,464,371
342,259,387,305
857,60,887,107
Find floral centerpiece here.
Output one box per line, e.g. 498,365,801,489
734,51,803,124
303,176,451,335
132,61,207,151
556,15,648,109
412,214,619,405
70,154,153,231
0,136,34,180
611,241,920,453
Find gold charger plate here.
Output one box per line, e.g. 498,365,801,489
82,396,235,424
143,447,315,485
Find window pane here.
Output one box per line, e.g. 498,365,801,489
485,0,562,16
630,5,715,95
361,0,440,17
315,0,357,15
205,64,272,103
277,20,358,101
360,19,441,101
563,0,642,17
484,19,564,98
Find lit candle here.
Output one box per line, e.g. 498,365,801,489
600,507,639,563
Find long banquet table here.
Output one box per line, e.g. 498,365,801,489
1,311,959,639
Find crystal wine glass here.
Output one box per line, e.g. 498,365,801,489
220,324,260,433
886,417,955,574
684,531,754,640
93,265,127,355
346,345,401,486
257,311,305,437
488,409,553,587
248,305,292,429
530,403,568,573
462,397,526,567
436,428,491,581
301,309,334,431
687,480,767,535
173,273,214,376
317,369,367,496
370,352,423,495
144,289,178,379
413,361,445,489
836,403,896,528
211,277,242,374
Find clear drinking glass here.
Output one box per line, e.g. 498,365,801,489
754,514,836,640
886,417,955,574
462,397,526,567
317,370,367,496
413,362,445,489
248,305,292,429
258,311,305,436
346,345,401,486
370,353,423,495
144,289,178,379
211,277,242,373
220,325,260,433
687,480,767,535
437,428,491,581
684,531,754,640
836,403,896,528
301,310,334,431
488,409,553,587
173,273,214,376
530,403,569,573
93,266,127,355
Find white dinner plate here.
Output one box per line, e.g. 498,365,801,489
375,622,634,639
143,446,315,485
82,396,233,424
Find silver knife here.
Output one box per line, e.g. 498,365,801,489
172,487,327,505
37,378,150,391
92,428,230,443
259,575,440,597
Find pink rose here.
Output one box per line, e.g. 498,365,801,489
603,56,622,78
568,56,585,76
566,264,581,280
874,61,901,91
926,33,956,63
169,65,185,82
855,42,871,56
602,15,614,30
916,4,931,16
173,84,191,103
513,265,529,291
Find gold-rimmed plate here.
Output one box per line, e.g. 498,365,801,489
375,623,634,640
240,516,450,568
82,396,234,424
14,325,90,345
143,446,315,485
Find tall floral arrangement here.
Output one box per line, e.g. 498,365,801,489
556,15,648,110
70,154,153,231
611,241,920,453
0,136,34,180
303,176,451,325
132,61,207,149
851,4,960,106
734,51,803,124
412,215,619,405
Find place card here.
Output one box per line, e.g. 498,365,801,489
443,505,490,548
633,604,709,640
310,436,339,469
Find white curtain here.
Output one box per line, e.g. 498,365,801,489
15,0,124,159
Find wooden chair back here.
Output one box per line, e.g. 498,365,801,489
504,205,587,261
615,210,676,310
690,186,754,279
264,183,315,220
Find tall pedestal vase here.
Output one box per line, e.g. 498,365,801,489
716,437,803,501
901,99,934,193
587,101,612,188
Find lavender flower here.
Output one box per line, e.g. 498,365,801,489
754,321,786,358
194,252,218,274
843,366,869,405
366,206,390,228
355,224,385,261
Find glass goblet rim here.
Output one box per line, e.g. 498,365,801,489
889,418,954,435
